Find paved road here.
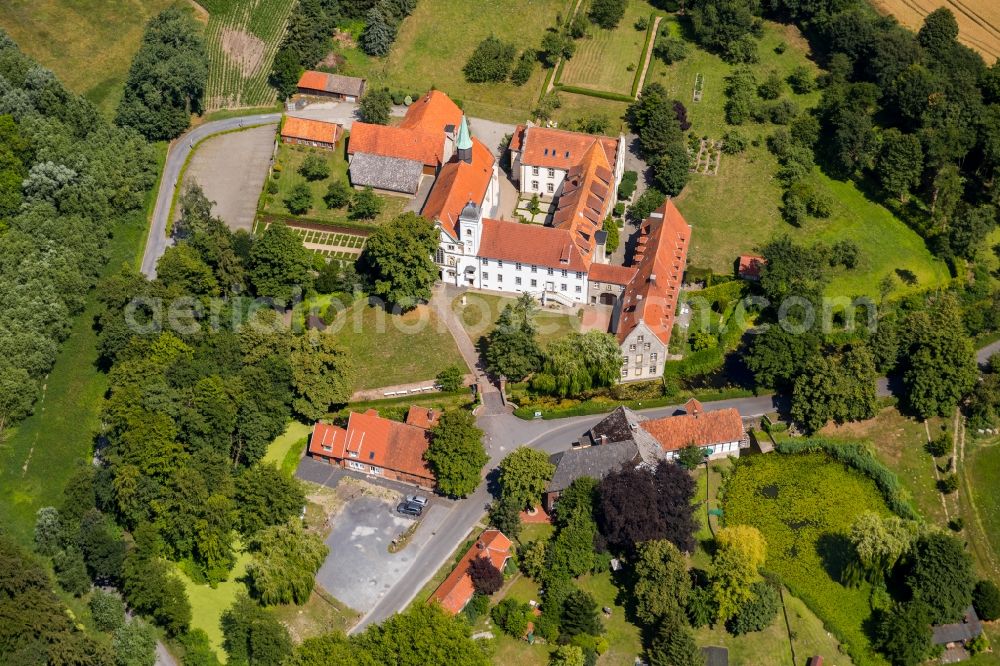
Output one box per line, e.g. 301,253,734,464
140,113,281,278
979,339,1000,366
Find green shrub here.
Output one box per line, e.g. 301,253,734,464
511,51,536,86
938,473,959,494
463,593,490,623
436,365,465,392
298,154,330,181
464,35,516,83
974,580,1000,621
284,183,313,215
726,581,780,635
618,170,638,200
926,432,950,457
491,598,532,637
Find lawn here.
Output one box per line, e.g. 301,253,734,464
693,589,853,666
451,291,581,348
329,301,465,390
263,420,312,478
263,139,408,227
336,0,574,123
0,137,163,546
485,575,550,666
576,571,643,666
272,585,361,643
175,550,251,660
644,17,949,299
558,0,655,96
0,0,177,115
821,408,951,526
722,452,895,666
550,93,631,134
968,438,1000,580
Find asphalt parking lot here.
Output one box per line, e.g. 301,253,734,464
298,457,450,614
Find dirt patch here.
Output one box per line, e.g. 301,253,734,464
221,27,267,78
333,29,356,48
187,0,210,23
317,52,346,69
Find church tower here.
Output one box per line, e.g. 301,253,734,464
456,115,473,164
458,199,482,255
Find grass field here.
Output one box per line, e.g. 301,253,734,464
969,439,1000,575
558,0,654,96
723,452,894,666
693,589,853,666
648,17,949,298
329,302,465,390
871,0,1000,62
0,142,165,546
0,0,177,115
272,586,361,644
338,0,574,123
263,420,311,477
264,140,408,227
176,550,250,659
576,572,643,665
821,408,951,525
202,0,295,111
451,292,581,348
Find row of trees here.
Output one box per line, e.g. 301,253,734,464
116,7,207,141
0,32,158,436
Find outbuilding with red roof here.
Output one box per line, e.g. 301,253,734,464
296,70,366,101
430,530,512,614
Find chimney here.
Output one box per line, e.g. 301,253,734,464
600,434,608,446
649,273,657,283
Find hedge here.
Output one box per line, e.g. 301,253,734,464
663,346,725,379
553,85,636,103
630,13,658,98
258,212,375,234
775,438,918,520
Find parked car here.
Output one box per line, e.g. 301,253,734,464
406,495,429,507
396,501,423,517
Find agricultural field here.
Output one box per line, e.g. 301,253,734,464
201,0,295,111
336,0,574,123
722,452,895,665
968,436,1000,579
558,0,656,96
642,18,950,298
871,0,1000,61
327,302,466,390
0,0,176,115
262,140,408,228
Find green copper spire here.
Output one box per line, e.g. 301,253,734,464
457,114,473,152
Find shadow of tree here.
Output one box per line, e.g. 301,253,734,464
815,531,854,586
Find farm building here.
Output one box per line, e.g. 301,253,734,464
544,400,747,509
430,530,512,614
737,254,766,281
296,70,366,101
307,406,440,489
280,116,343,149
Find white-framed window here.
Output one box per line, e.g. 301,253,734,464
348,460,364,470
532,166,539,176
515,262,522,270
369,465,380,474
635,354,644,366
447,244,454,250
629,344,636,352
483,272,489,280
547,268,554,275
560,283,567,291
622,356,629,365
622,368,629,377
576,272,583,279
650,352,658,361
644,343,651,351
547,183,554,193
531,265,538,273
516,277,522,285
649,366,656,375
637,335,644,342
593,282,602,289
547,168,555,177
575,285,582,293
497,274,503,283
322,445,332,452
435,248,444,263
482,257,489,265
532,180,539,190
530,279,537,287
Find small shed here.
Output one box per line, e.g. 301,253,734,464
280,116,343,150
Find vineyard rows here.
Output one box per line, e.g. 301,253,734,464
203,0,296,111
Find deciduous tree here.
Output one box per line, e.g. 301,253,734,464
248,222,314,301
711,525,766,621
904,532,974,624
246,521,328,606
359,212,439,308
290,332,355,420
358,89,393,125
469,557,504,595
633,539,691,624
426,410,488,497
221,594,292,666
498,447,555,510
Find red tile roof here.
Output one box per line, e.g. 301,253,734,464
281,116,342,145
347,122,442,166
640,402,745,453
616,199,691,346
308,409,435,482
422,137,495,236
405,406,441,430
588,262,637,285
511,124,619,170
738,254,766,280
296,70,365,97
551,141,614,264
430,530,512,614
478,218,589,272
400,90,463,135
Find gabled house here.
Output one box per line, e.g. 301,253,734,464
932,606,983,663
430,529,512,614
347,90,464,194
544,400,747,509
280,116,343,150
613,199,691,382
296,70,366,101
307,406,441,489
